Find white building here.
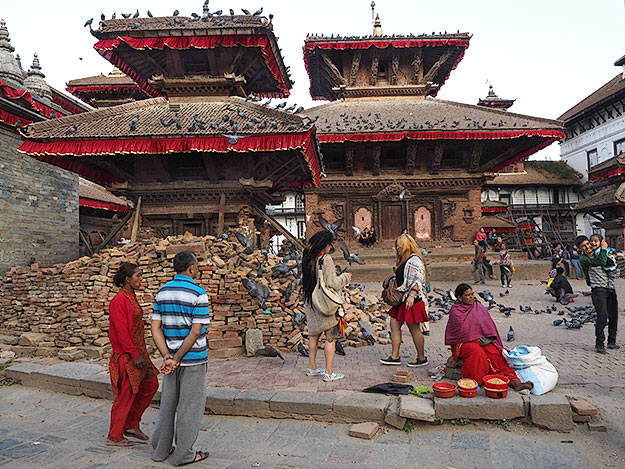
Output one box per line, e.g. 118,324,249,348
268,192,306,252
559,54,625,235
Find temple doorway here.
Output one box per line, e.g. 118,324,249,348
382,203,404,240
354,207,373,232
413,206,432,240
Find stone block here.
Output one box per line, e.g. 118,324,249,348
3,362,43,387
0,334,19,346
391,369,413,384
349,422,379,440
18,332,45,347
435,393,525,421
530,394,573,432
572,413,591,423
384,399,407,430
206,346,245,359
245,329,264,356
587,417,606,432
399,395,435,422
205,387,240,414
233,389,276,417
333,392,391,423
80,374,114,399
269,391,335,417
569,399,598,417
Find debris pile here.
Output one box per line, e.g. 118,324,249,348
0,233,391,358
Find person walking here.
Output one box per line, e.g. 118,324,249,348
151,251,210,466
471,240,486,284
380,234,429,367
107,263,159,447
302,230,351,382
569,245,584,279
576,235,619,354
498,243,512,288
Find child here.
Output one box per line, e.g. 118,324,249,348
590,234,618,272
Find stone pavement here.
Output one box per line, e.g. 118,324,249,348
203,278,625,392
0,386,623,469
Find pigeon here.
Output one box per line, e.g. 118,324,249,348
193,114,206,129
218,231,228,240
122,13,132,18
335,340,346,356
14,120,22,130
551,305,557,312
254,345,284,360
293,312,306,330
65,125,77,134
147,10,153,17
318,216,343,239
276,102,287,109
229,8,235,15
133,9,140,18
305,115,319,124
294,106,304,114
173,9,179,16
506,326,515,342
131,21,141,29
100,13,106,21
111,12,116,19
499,292,506,298
260,248,268,259
234,231,253,254
129,115,139,131
241,278,269,309
553,319,564,326
285,103,297,112
253,7,263,15
285,283,293,302
360,321,376,345
257,261,263,278
223,133,247,145
297,342,309,357
478,291,494,303
84,18,94,28
352,226,363,238
519,305,532,313
272,262,296,276
241,8,251,15
359,297,366,310
338,239,364,265
557,310,565,316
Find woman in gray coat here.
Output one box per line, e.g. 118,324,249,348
302,230,351,382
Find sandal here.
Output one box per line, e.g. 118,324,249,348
106,437,134,447
179,450,209,466
124,428,149,441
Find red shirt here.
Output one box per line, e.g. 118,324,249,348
108,292,141,359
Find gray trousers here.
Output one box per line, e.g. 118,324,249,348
471,263,485,283
152,363,207,466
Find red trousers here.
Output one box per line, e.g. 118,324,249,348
108,358,159,441
452,340,519,386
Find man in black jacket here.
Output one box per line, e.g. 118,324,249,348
547,267,574,304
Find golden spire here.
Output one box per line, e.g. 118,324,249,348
373,13,383,36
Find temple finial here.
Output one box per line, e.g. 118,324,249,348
373,13,383,37
0,19,24,85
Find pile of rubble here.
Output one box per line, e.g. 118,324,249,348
0,233,391,359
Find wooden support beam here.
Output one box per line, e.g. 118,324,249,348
422,49,454,83
229,49,245,74
469,141,484,172
206,50,218,76
140,53,168,77
406,141,417,175
202,154,218,182
90,158,136,183
130,196,142,242
217,193,226,235
165,49,184,76
322,55,346,85
391,54,400,85
345,142,354,176
349,50,362,85
370,53,379,85
94,210,134,254
250,204,305,251
431,142,445,174
372,143,381,175
79,230,94,256
476,146,518,173
412,50,423,84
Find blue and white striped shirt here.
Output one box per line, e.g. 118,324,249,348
152,274,210,366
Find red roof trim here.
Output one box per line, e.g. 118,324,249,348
0,80,66,119
318,129,565,143
79,197,131,213
19,133,320,188
94,35,290,98
589,167,625,182
303,39,470,100
51,93,86,115
0,108,32,127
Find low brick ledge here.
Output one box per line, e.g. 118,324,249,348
5,362,573,430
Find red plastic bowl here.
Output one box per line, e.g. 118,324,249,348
483,374,510,391
433,382,456,398
485,387,508,399
458,387,477,398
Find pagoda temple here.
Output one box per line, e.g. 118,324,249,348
19,10,322,242
477,85,515,110
66,67,149,108
302,14,565,245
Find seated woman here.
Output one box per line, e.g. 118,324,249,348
444,283,533,392
360,227,370,247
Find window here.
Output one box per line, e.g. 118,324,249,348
586,149,598,171
615,138,625,156
500,194,511,205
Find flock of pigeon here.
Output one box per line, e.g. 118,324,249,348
317,112,531,134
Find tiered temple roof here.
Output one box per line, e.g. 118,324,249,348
477,85,515,110
67,68,149,108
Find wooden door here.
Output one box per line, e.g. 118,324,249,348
382,204,403,240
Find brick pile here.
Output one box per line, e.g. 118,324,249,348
0,233,390,358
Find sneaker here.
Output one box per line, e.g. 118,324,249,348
305,368,325,376
607,343,620,350
595,345,607,354
323,372,344,382
407,357,429,367
379,356,401,365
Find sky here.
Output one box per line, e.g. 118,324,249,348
2,0,624,160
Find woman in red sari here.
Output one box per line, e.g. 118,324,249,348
445,283,533,391
107,263,159,446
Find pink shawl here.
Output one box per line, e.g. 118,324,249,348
444,300,503,350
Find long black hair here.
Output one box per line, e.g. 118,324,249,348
302,230,335,304
113,262,139,287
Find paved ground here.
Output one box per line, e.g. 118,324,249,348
0,386,624,468
205,278,625,392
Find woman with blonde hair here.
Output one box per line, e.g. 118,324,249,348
380,234,429,367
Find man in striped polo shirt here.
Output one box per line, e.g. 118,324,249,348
151,251,210,466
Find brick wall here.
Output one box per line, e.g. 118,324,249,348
0,125,79,273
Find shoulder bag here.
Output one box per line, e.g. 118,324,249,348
312,257,344,316
381,274,403,307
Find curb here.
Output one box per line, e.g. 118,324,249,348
5,362,574,431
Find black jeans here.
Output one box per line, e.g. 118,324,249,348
499,265,511,287
591,289,619,347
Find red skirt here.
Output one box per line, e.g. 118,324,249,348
451,339,519,385
388,300,428,324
